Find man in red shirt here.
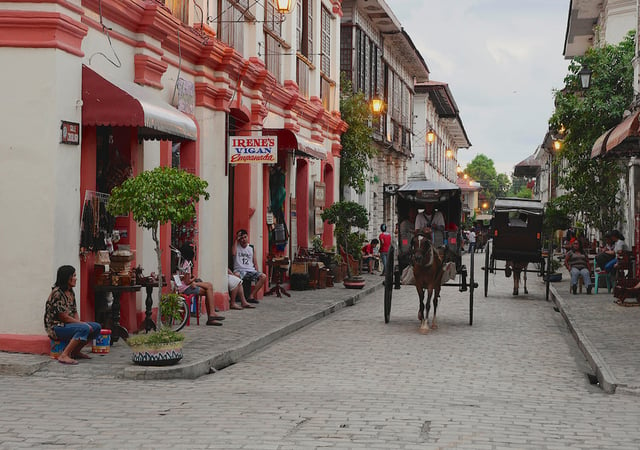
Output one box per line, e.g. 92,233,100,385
362,239,380,273
378,224,392,276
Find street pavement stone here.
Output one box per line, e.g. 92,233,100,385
2,253,640,448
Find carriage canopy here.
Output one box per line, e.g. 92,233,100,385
491,198,544,263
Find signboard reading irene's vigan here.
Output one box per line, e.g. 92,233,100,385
228,136,278,164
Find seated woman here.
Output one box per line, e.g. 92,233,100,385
179,243,225,326
361,238,379,273
564,239,592,294
44,265,102,365
227,269,256,310
605,230,630,273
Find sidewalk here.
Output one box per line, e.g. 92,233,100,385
551,266,640,394
0,272,385,380
2,262,640,396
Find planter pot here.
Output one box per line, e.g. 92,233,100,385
544,273,563,282
129,342,183,366
344,277,366,289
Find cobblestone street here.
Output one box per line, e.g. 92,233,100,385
2,254,640,448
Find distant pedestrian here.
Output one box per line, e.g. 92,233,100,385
378,224,392,276
468,229,476,254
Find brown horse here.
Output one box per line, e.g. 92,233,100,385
506,261,528,295
411,231,444,333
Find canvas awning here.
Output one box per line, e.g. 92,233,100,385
513,154,542,178
605,110,640,155
82,65,197,141
591,127,614,158
262,129,327,160
592,110,640,158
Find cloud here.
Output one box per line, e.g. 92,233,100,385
390,0,571,176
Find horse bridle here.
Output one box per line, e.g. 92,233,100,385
411,232,435,268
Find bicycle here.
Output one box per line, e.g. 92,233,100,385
155,246,192,332
158,291,189,332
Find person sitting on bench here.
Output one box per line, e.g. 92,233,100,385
361,238,380,273
232,229,267,304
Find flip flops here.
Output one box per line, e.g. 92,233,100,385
206,318,223,326
241,303,256,309
247,298,259,304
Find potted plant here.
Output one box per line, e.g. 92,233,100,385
126,292,186,366
107,166,209,321
321,201,369,289
544,258,563,282
126,326,186,366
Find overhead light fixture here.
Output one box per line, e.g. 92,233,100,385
553,139,562,152
371,94,385,115
427,128,435,143
578,65,592,90
445,149,453,159
274,0,293,14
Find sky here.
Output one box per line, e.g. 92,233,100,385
391,0,571,176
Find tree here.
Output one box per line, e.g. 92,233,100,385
464,154,510,204
321,201,369,279
107,166,210,303
549,32,634,233
339,76,378,195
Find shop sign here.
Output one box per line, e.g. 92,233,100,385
60,121,80,145
228,136,277,164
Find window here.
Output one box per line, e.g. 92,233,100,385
166,0,189,23
320,6,331,76
264,0,286,83
296,0,312,58
217,0,251,51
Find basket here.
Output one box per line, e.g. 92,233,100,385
110,253,135,274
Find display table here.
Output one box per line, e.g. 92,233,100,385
265,257,291,298
139,282,163,332
94,285,142,342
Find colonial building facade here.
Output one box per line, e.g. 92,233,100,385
0,0,344,353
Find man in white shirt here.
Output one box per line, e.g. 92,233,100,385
232,229,267,303
468,229,476,254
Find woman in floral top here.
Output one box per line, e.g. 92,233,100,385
44,265,101,365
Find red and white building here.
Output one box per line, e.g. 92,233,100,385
0,0,344,353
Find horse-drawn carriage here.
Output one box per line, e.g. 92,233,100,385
383,180,477,330
482,198,545,296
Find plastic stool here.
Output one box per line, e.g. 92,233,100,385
50,339,69,359
180,293,200,325
593,257,612,294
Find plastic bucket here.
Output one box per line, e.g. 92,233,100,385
92,329,112,353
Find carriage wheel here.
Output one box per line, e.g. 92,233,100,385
469,249,475,326
484,240,491,297
384,246,395,324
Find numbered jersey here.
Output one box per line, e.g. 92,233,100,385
234,243,255,272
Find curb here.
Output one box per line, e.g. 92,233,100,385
121,281,385,380
551,285,619,394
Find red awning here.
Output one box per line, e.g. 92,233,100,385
605,110,640,154
262,129,326,160
591,127,614,158
82,65,197,141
